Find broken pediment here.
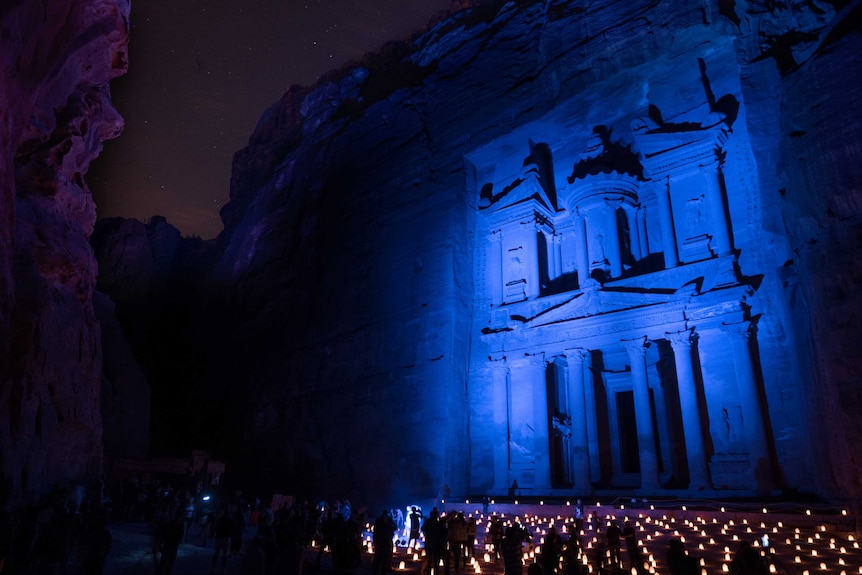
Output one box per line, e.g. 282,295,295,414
634,124,730,178
479,141,558,215
479,167,556,214
523,287,674,327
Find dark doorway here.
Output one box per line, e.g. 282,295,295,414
616,390,640,473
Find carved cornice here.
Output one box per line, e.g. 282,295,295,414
635,125,729,179
561,171,640,213
486,202,556,230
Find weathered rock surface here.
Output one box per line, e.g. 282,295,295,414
0,0,130,507
98,0,861,509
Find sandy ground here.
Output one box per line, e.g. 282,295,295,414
104,520,400,575
101,502,862,575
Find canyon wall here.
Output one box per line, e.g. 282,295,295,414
141,0,858,506
4,0,850,511
0,0,133,508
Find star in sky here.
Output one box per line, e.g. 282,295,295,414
89,0,451,239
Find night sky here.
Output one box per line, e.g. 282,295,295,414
89,0,452,239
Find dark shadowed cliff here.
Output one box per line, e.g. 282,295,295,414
95,0,862,510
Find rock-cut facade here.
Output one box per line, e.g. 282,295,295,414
468,43,800,497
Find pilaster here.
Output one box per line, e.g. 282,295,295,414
667,329,711,490
622,337,661,491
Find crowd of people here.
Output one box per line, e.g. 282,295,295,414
0,479,773,575
0,483,112,574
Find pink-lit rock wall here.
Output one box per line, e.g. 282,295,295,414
0,0,130,508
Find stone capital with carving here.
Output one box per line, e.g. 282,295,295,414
564,347,590,364
720,321,752,341
667,329,695,350
621,336,650,357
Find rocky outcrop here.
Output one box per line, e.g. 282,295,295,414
91,216,215,458
0,0,130,508
96,0,862,509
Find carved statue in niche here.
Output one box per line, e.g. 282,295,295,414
720,405,743,449
590,233,607,266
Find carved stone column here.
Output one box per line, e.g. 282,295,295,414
552,233,562,282
667,330,710,490
701,160,733,256
529,354,553,489
623,337,660,491
490,360,511,492
525,221,540,299
721,322,770,484
543,230,560,282
624,205,642,262
489,231,503,306
656,177,679,268
603,201,623,278
566,348,592,493
637,205,649,257
583,352,602,483
574,212,589,288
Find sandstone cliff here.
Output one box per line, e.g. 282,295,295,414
96,0,861,509
0,0,131,507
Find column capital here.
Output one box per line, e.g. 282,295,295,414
603,197,624,210
720,321,752,340
621,336,650,357
667,329,695,350
527,353,547,368
488,357,509,374
565,347,590,363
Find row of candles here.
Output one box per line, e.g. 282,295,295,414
353,502,860,575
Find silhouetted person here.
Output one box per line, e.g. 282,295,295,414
243,511,276,575
592,539,607,574
466,516,477,558
508,480,520,498
422,508,447,575
540,526,562,575
560,541,581,575
372,510,397,575
78,514,112,575
317,504,337,568
622,520,644,574
666,538,698,575
501,526,523,575
447,511,468,574
157,512,184,575
729,540,768,575
33,507,66,575
489,516,504,559
605,521,621,565
574,500,584,533
331,514,362,575
211,507,233,574
230,505,245,557
407,506,423,551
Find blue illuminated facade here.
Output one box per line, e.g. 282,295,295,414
465,46,802,497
